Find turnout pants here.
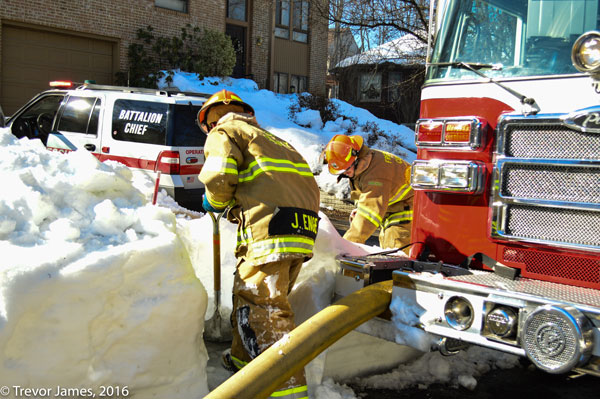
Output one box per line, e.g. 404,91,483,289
230,257,308,399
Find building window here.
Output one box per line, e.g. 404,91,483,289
275,0,309,43
290,75,307,93
155,0,187,12
274,72,289,94
292,0,309,42
227,0,247,21
275,0,291,39
359,73,382,102
387,72,402,102
274,73,307,93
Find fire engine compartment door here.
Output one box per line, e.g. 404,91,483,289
46,95,103,154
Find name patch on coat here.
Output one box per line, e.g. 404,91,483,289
269,207,319,239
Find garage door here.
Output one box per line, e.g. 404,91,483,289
1,24,116,115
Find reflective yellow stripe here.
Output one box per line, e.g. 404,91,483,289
356,204,382,228
206,193,233,209
237,228,253,247
230,354,248,370
344,148,352,162
202,156,238,175
250,236,314,257
389,183,412,205
270,385,308,399
238,157,313,182
383,210,413,228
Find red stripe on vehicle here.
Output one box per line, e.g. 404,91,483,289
93,153,202,174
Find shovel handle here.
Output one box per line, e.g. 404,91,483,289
213,231,220,291
209,211,224,293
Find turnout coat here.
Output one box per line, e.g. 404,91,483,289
199,113,320,265
344,145,414,245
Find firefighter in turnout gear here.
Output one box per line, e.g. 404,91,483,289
323,134,413,252
198,90,319,399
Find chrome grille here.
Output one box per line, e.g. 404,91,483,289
494,114,600,251
506,205,600,247
505,125,600,159
501,163,600,204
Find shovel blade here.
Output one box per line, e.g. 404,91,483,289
204,312,232,342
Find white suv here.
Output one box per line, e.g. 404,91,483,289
6,82,208,211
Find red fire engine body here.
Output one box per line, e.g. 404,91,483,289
337,0,600,377
407,0,600,376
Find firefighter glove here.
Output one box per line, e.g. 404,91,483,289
202,194,224,213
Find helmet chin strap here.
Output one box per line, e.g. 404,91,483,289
336,158,359,182
336,174,349,183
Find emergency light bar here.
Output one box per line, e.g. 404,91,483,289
411,160,485,193
415,117,486,150
49,80,96,89
49,81,74,88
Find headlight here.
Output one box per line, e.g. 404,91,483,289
412,164,439,186
439,163,471,188
572,31,600,74
411,160,484,193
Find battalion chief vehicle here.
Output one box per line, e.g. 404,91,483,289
5,81,208,211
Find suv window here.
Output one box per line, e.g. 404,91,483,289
11,94,64,140
112,99,169,144
167,103,206,147
56,96,101,135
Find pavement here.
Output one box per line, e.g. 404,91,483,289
352,363,600,398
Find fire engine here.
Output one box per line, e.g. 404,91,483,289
336,0,600,377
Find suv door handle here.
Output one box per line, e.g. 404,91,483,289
84,143,96,151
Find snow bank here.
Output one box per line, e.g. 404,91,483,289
0,129,209,398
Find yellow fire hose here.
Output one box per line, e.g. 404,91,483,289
204,280,393,399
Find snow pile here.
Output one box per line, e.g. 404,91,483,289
158,71,417,169
0,130,209,398
390,294,437,352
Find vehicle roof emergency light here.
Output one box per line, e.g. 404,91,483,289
49,81,74,88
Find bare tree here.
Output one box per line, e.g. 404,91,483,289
316,0,429,125
312,0,430,51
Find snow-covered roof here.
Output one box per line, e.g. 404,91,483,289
335,34,427,69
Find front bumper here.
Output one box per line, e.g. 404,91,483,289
392,268,600,376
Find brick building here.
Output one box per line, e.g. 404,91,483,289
0,0,328,114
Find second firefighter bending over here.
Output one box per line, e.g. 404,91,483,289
197,89,320,399
323,134,413,252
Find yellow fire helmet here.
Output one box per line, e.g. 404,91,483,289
324,134,364,175
197,89,255,133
